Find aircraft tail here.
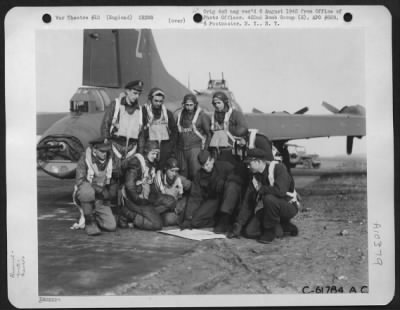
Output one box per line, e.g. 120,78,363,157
83,29,190,102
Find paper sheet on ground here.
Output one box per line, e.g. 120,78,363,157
159,228,227,241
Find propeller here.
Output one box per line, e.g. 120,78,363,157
253,107,308,114
294,107,309,114
322,101,340,114
322,101,365,116
252,108,264,113
322,102,365,155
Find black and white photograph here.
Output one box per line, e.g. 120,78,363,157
5,5,394,308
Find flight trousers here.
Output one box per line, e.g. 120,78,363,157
121,193,177,230
177,145,202,180
190,199,220,228
76,182,117,232
219,181,242,215
260,194,298,229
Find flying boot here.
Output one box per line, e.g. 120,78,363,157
227,222,242,239
84,214,101,236
81,202,101,236
118,205,136,228
257,228,275,244
281,220,298,236
274,223,284,238
214,212,231,234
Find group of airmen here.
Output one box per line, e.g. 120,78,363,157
74,80,300,244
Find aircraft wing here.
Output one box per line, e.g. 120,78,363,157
37,112,69,135
244,113,366,141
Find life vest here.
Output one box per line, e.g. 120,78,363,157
209,108,239,148
145,103,170,141
233,128,259,159
110,98,143,140
154,170,183,200
134,153,156,199
177,107,206,148
85,147,113,186
252,161,299,213
248,129,258,149
111,143,137,160
267,161,298,202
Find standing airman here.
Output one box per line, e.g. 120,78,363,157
176,94,211,180
209,91,248,164
101,80,145,180
143,88,178,169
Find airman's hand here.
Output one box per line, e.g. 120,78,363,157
179,220,192,230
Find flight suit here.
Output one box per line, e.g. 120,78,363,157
235,161,298,238
209,101,248,165
182,161,242,229
101,96,146,180
142,104,178,169
153,170,192,226
176,107,211,180
74,147,117,233
120,154,176,230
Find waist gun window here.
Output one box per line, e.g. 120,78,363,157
70,101,89,112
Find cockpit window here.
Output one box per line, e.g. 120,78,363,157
70,101,89,113
208,79,228,89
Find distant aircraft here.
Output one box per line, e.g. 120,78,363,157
284,143,321,169
37,29,366,179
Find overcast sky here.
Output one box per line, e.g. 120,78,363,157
36,28,366,156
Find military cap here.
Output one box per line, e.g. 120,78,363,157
165,158,180,171
144,140,160,153
148,87,166,99
182,93,198,105
125,80,144,92
198,149,211,166
244,147,273,163
89,138,111,152
212,91,229,105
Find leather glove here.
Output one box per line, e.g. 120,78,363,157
227,222,242,239
179,220,192,230
175,203,185,215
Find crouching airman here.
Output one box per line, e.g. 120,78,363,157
119,141,180,230
180,150,243,232
73,138,117,236
228,148,299,243
153,158,192,226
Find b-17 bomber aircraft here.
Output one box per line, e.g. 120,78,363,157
36,29,366,179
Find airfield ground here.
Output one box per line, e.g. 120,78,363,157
37,155,368,296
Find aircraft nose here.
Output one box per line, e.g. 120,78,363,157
37,135,84,178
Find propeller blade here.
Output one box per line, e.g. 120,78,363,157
252,108,264,113
322,101,340,114
346,136,354,155
294,107,309,114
